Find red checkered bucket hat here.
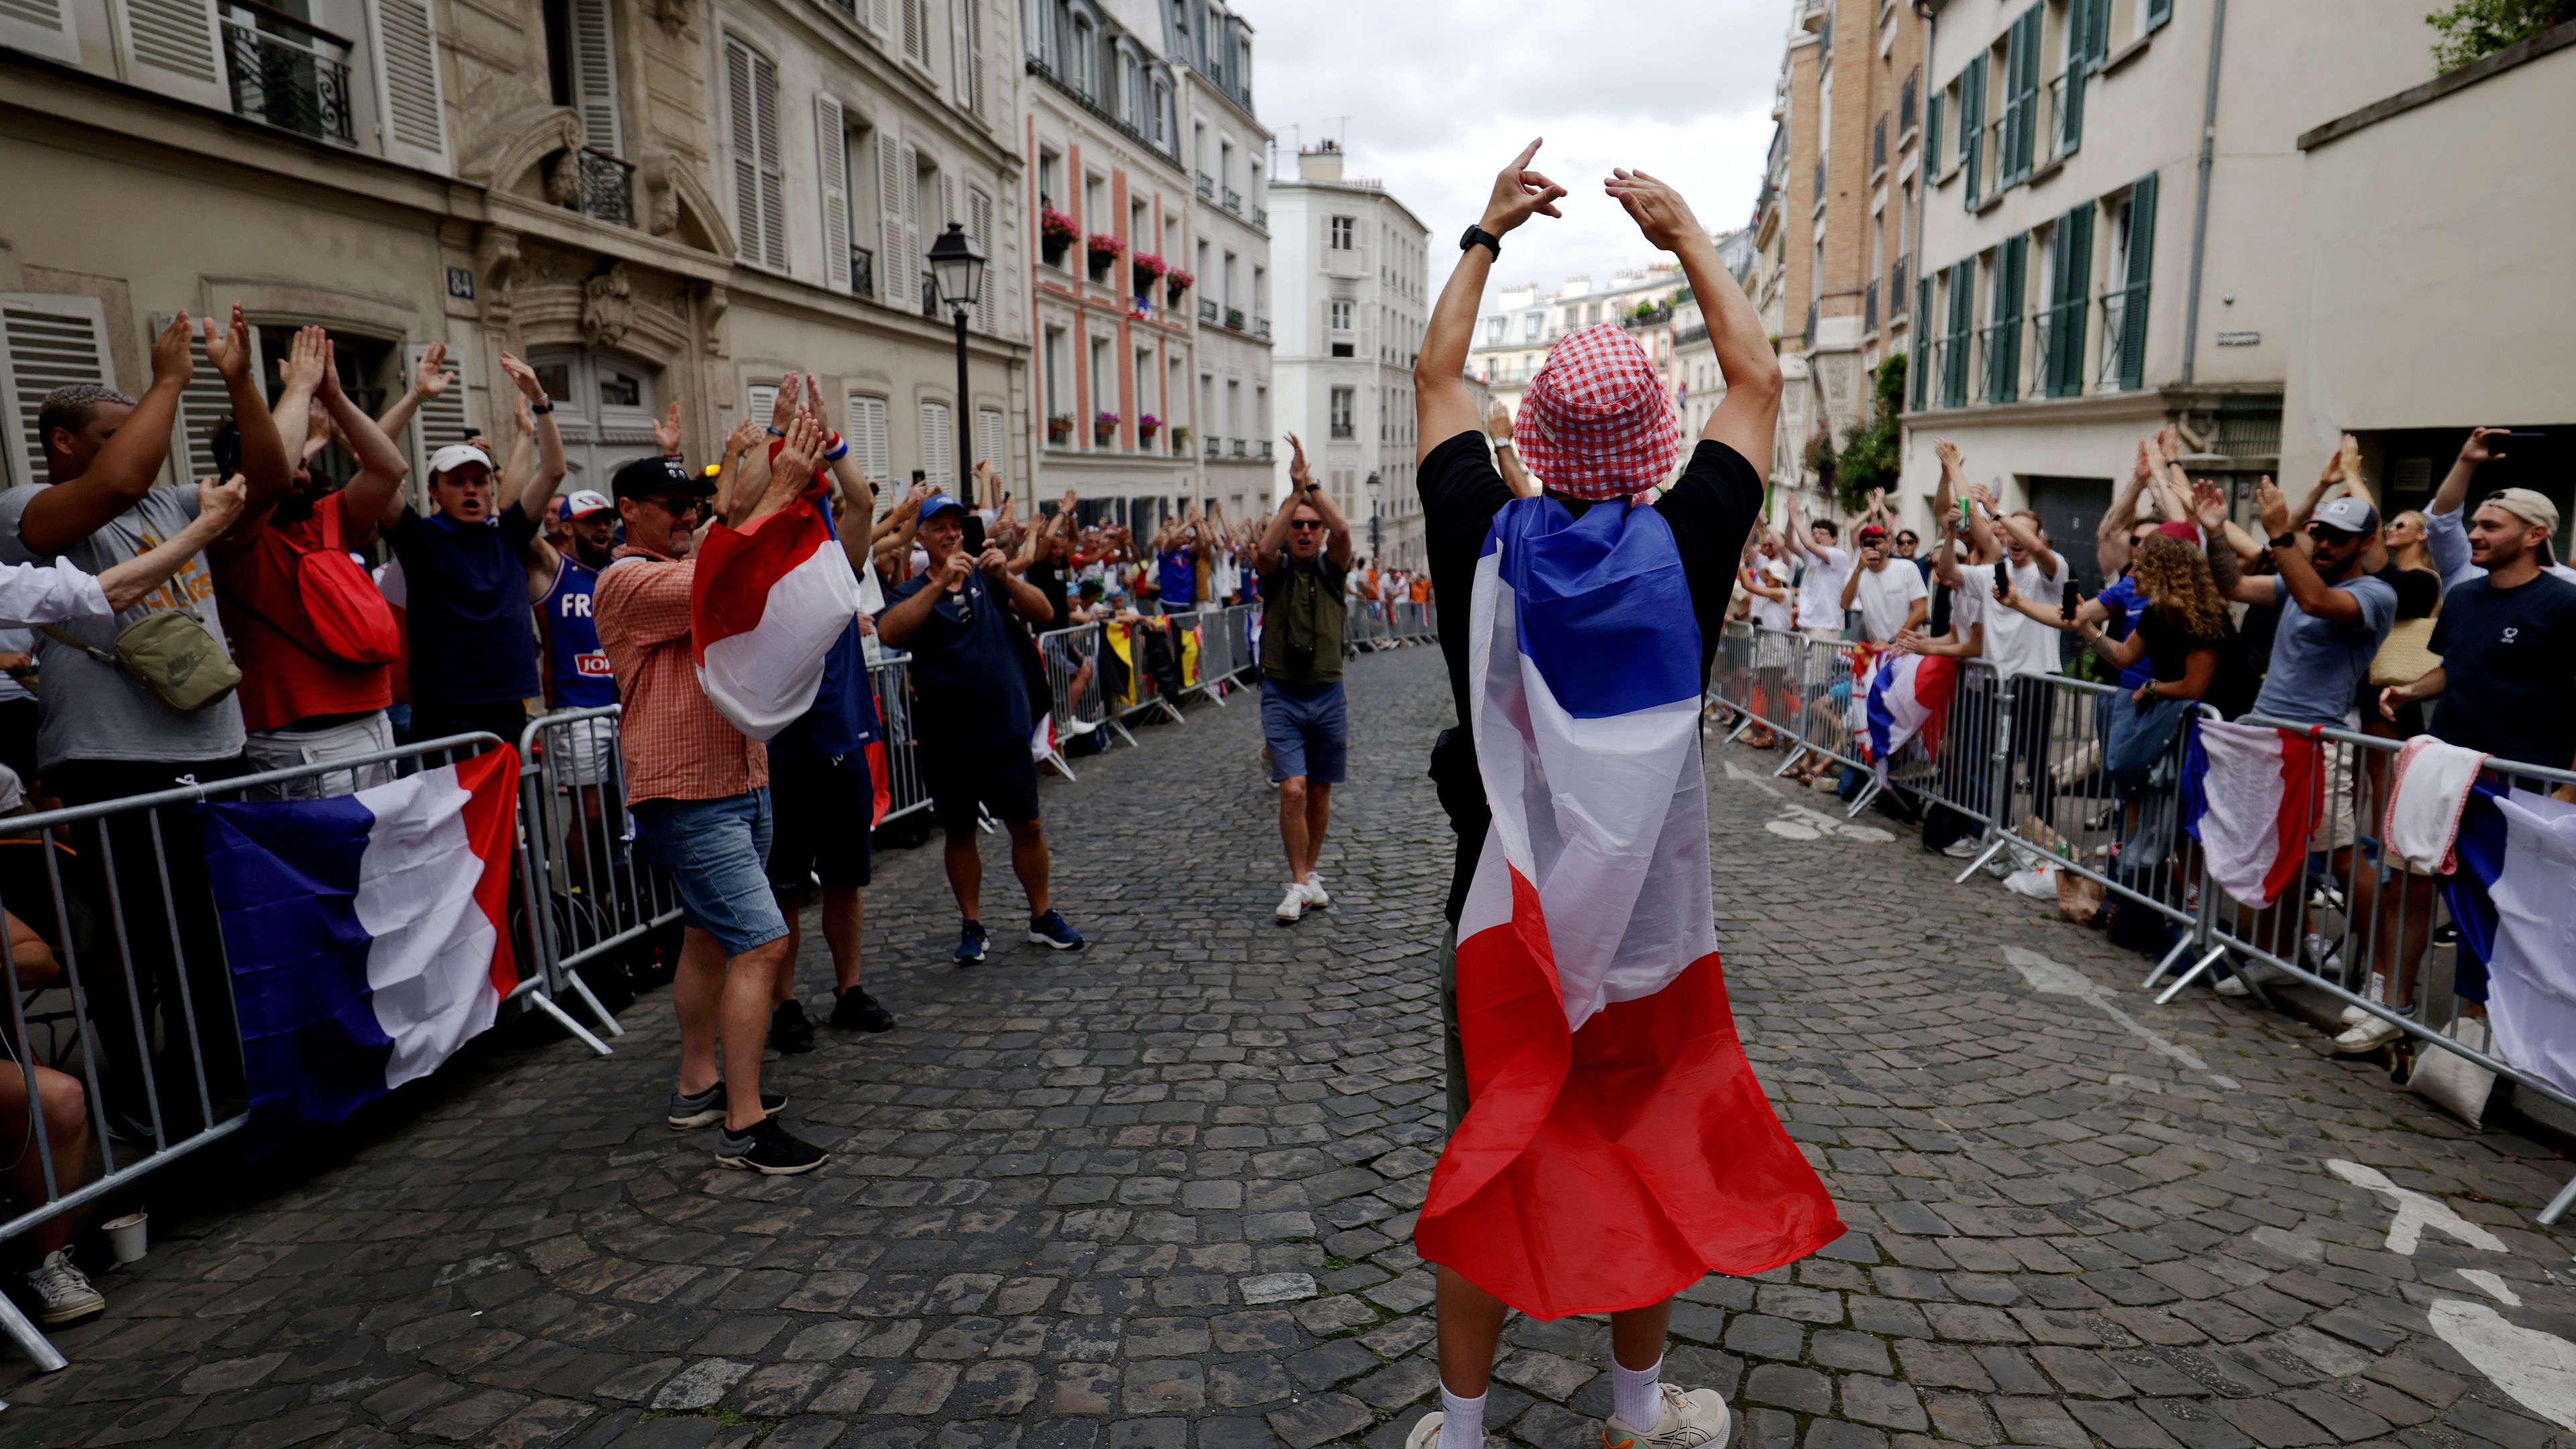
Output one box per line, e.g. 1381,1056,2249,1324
1512,323,1680,501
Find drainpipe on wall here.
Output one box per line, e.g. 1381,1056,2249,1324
1910,0,1935,514
2180,0,2229,386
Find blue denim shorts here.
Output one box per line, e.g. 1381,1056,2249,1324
1262,680,1348,785
631,788,787,956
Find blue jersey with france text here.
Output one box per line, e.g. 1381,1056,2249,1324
537,554,617,709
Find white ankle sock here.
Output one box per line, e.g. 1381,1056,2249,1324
1438,1385,1487,1449
1614,1355,1664,1430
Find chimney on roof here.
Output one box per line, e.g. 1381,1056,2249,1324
1298,140,1343,182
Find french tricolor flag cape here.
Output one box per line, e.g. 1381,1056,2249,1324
2182,718,2322,908
690,482,863,741
199,748,520,1130
1862,651,1959,772
1417,498,1843,1320
2440,782,2576,1095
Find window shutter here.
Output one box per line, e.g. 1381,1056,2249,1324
2145,0,2171,32
746,381,780,435
875,124,906,306
2000,7,2039,185
900,143,923,311
1943,263,1974,407
755,50,785,270
1924,89,1941,174
117,0,228,111
975,406,1003,477
2085,0,2112,64
0,0,80,65
727,40,762,264
568,0,622,155
150,311,266,485
2119,171,2158,391
901,0,924,63
865,0,888,34
919,399,952,490
967,187,994,333
846,395,892,509
1957,55,1984,209
368,0,449,170
2001,233,2027,400
400,341,472,495
0,294,115,491
951,0,971,106
818,95,851,294
2060,0,2088,159
961,0,982,113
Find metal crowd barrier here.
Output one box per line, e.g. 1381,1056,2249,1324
869,652,931,824
515,709,671,1056
0,731,511,1372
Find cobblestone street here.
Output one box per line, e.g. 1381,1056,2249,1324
7,645,2576,1449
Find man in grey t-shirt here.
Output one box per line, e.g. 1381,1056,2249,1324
2228,493,2398,729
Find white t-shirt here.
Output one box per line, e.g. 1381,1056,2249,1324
1850,561,1929,643
1981,553,2072,678
1794,545,1851,631
1945,571,1986,653
1749,558,1794,631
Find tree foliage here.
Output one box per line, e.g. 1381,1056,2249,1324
1833,355,1908,512
2427,0,2569,70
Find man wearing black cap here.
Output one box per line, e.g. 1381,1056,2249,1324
877,493,1086,965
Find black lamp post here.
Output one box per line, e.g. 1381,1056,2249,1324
928,221,986,496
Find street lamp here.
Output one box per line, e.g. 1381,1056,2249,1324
928,221,985,496
1364,469,1383,563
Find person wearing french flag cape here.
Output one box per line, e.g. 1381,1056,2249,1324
1403,145,1843,1449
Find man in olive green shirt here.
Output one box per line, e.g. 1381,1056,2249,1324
1255,434,1355,924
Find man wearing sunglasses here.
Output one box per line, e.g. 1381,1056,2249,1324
1252,435,1354,923
594,431,830,1177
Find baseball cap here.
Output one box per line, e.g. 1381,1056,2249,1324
559,489,613,520
1858,524,1888,544
427,443,494,478
610,454,710,500
918,493,968,523
2311,495,2378,537
2484,486,2561,535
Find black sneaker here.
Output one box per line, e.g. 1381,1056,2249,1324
831,987,896,1032
954,920,989,965
768,998,816,1055
667,1083,787,1130
714,1115,827,1176
1027,908,1085,951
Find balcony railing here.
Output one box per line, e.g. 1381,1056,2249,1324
1253,316,1271,339
2100,282,2148,392
1224,307,1244,331
1199,298,1219,323
1977,317,2023,404
1900,68,1918,133
1673,323,1709,346
1252,206,1267,229
849,245,873,300
1329,423,1354,440
1196,170,1215,199
574,146,633,227
1870,117,1886,175
219,2,356,146
1864,279,1880,333
1230,438,1246,458
1222,186,1241,213
2043,72,2082,162
1024,54,1182,170
2036,296,2084,398
1891,256,1909,317
1258,440,1273,461
1205,435,1222,458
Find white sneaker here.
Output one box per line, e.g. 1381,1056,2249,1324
1061,716,1100,737
1941,837,1983,859
26,1248,103,1326
1403,1413,1505,1449
1301,873,1332,910
2215,973,2249,997
2302,932,2345,975
2333,1014,2408,1055
2340,1003,2373,1025
1275,883,1306,923
1605,1383,1734,1449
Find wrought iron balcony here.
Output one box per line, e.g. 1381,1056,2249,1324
219,1,355,146
1329,423,1354,440
1230,438,1246,458
574,146,633,226
1258,440,1273,461
1222,186,1241,213
1253,317,1271,340
1224,307,1244,331
1252,206,1267,229
1196,170,1214,199
849,246,873,300
1199,298,1219,323
1205,435,1222,458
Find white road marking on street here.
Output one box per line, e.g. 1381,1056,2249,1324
2430,1298,2576,1432
2325,1159,2509,1255
1723,761,1786,798
2003,946,2212,1073
2461,1269,2525,1306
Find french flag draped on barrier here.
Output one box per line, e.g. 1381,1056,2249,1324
199,748,521,1129
2182,718,2322,908
1417,497,1841,1320
1860,651,1959,775
690,482,863,741
2440,782,2576,1096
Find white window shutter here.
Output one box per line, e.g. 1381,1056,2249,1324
875,123,906,306
0,294,115,492
115,0,227,111
817,95,850,294
846,394,890,511
568,0,621,155
726,40,761,264
0,0,80,66
967,188,994,333
745,381,780,437
900,0,923,63
899,143,922,313
150,311,264,486
975,407,1003,478
400,341,471,498
961,0,981,112
865,0,889,34
950,0,969,103
753,50,785,270
918,400,951,491
368,0,448,170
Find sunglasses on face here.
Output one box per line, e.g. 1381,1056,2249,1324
1289,519,1325,531
647,496,703,521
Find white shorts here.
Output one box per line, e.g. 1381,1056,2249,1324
547,715,621,790
244,713,397,801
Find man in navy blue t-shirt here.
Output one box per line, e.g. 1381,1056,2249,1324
879,495,1085,964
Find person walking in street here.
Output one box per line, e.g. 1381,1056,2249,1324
877,494,1085,964
1254,433,1354,924
1408,142,1841,1449
594,419,826,1177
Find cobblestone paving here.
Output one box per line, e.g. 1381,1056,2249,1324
8,645,2576,1449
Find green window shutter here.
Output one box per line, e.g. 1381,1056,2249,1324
2119,170,2158,390
1913,274,1935,409
2048,204,2093,396
2008,6,2041,184
2060,0,2089,158
1943,262,1974,407
2146,0,2171,32
1989,234,2027,402
1925,89,1943,174
1959,55,1984,209
2085,0,2112,65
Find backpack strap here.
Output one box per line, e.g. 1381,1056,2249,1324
36,624,115,666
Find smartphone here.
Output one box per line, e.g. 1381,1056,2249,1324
2060,581,2080,623
1993,560,2010,595
961,514,987,556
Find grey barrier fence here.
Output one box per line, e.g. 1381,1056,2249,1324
1701,621,2576,1225
868,652,932,824
0,731,513,1372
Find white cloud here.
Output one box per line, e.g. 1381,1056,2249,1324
1247,0,1785,290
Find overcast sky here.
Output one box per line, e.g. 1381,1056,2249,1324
1248,0,1786,299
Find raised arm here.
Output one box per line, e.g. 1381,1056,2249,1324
263,327,329,503
2251,476,2360,621
316,339,411,528
1606,167,1782,474
1485,398,1538,500
1254,437,1307,574
2098,441,2152,578
19,314,193,555
1779,490,1818,564
2432,427,2504,519
495,351,564,533
1416,139,1567,464
98,474,250,612
196,305,290,519
377,341,455,443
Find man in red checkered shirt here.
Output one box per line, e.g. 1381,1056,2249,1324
594,415,835,1178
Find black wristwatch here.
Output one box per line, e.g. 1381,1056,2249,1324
529,400,553,415
1459,225,1500,258
2269,531,2298,550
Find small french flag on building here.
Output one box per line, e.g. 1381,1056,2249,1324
199,748,521,1129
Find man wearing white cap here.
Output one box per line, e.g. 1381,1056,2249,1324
384,352,563,745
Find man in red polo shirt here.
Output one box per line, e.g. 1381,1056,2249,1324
211,327,410,799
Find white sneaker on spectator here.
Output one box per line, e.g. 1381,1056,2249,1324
1275,883,1306,923
2215,973,2249,997
2302,932,2345,975
1301,873,1332,910
2340,1003,2373,1025
1603,1382,1733,1449
2334,1014,2408,1055
1062,716,1100,737
26,1249,103,1325
1941,837,1983,859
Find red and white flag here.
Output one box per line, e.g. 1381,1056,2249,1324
688,484,861,741
2186,718,2322,908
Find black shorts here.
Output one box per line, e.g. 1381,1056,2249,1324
922,736,1040,835
765,747,874,901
